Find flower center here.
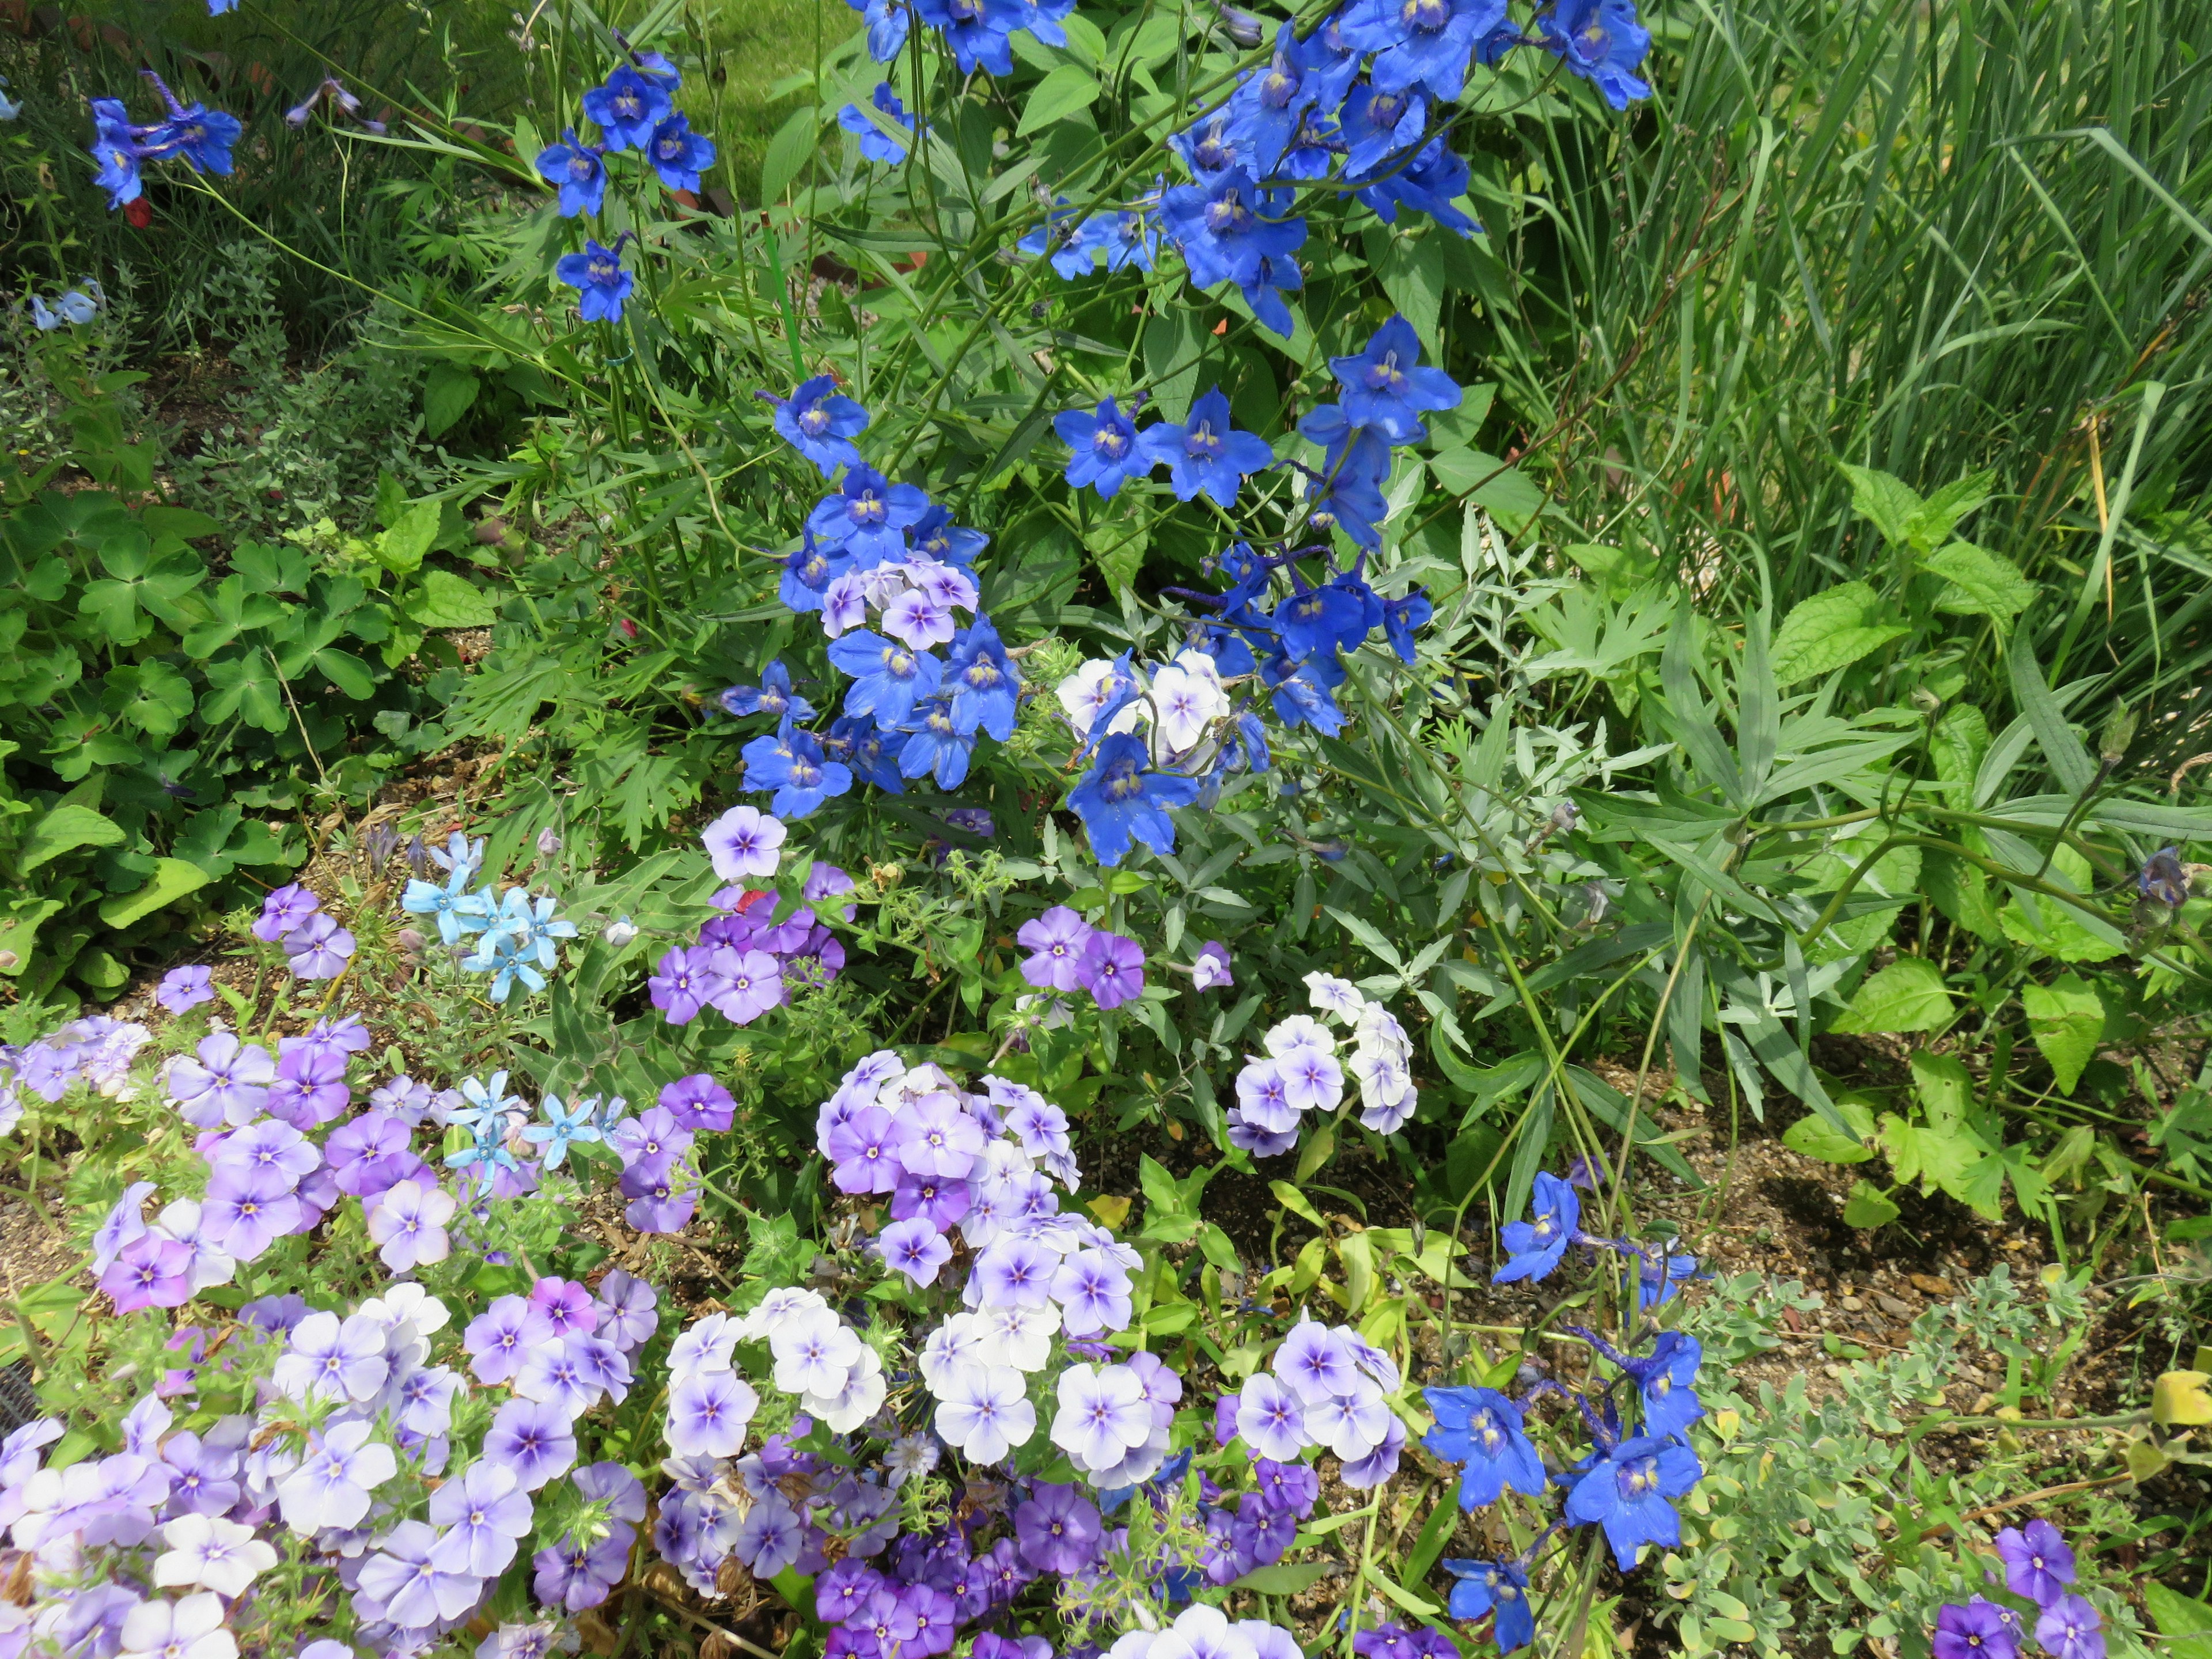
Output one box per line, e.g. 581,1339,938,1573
1096,427,1127,458
1577,22,1611,56
851,490,887,525
1262,62,1299,106
1205,192,1255,236
1401,0,1452,29
799,407,830,435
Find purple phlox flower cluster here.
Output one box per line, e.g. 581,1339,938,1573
1218,1316,1405,1488
1351,1620,1459,1659
157,965,215,1015
647,849,852,1032
751,381,1030,813
251,884,356,981
84,73,244,211
96,1181,247,1312
0,1014,150,1133
1930,1517,2104,1659
1226,978,1417,1157
1191,1454,1314,1586
1015,906,1150,1014
607,1079,726,1234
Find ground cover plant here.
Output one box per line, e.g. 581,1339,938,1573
3,0,2212,1656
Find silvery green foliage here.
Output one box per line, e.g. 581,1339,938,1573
1661,1269,2147,1659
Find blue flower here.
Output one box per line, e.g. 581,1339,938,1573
1537,0,1653,109
1009,0,1080,47
1172,113,1248,181
1493,1170,1581,1283
1423,1386,1547,1508
1339,82,1427,176
766,375,871,478
647,113,718,191
1237,249,1302,340
1067,732,1202,867
1264,655,1347,735
1332,315,1464,442
780,533,847,612
838,83,914,165
1562,1433,1703,1570
897,695,976,789
844,0,912,61
1272,571,1369,661
402,868,495,947
828,630,945,729
88,97,152,208
911,505,988,568
463,929,548,1003
582,65,672,150
524,1093,604,1170
208,0,237,12
916,0,1021,75
946,613,1021,740
1353,136,1480,236
143,92,244,176
719,659,818,722
1086,210,1160,274
1055,396,1149,499
476,887,576,971
1638,1246,1700,1309
1191,620,1260,680
556,240,635,323
749,728,853,819
1381,588,1433,664
806,463,931,565
741,725,797,792
1017,199,1089,276
1161,169,1305,291
1302,12,1368,111
1137,387,1276,507
536,130,607,217
833,715,907,792
1617,1332,1703,1441
1441,1559,1533,1651
1225,21,1323,176
632,52,684,92
1339,0,1511,102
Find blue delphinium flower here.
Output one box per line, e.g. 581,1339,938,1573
845,0,914,62
781,535,846,612
1010,0,1079,47
582,65,672,150
556,239,635,323
208,0,237,12
1264,654,1348,736
1067,732,1202,866
838,83,915,165
1055,396,1149,499
89,136,143,208
1242,249,1302,339
646,113,718,191
1137,387,1276,507
1339,83,1427,176
751,728,853,819
835,715,907,792
946,614,1021,740
1381,589,1433,664
1162,169,1305,291
1537,0,1653,109
1618,1331,1703,1440
1562,1433,1703,1569
142,85,244,175
916,0,1021,75
632,52,684,92
1273,571,1368,661
898,695,977,789
1638,1244,1701,1309
524,1093,604,1170
1354,135,1480,236
1493,1170,1581,1283
1333,315,1464,441
536,131,607,217
807,463,930,565
1088,209,1160,274
1340,0,1511,103
828,630,945,729
911,505,988,568
1017,199,1086,276
764,375,870,478
719,659,817,722
1423,1387,1547,1508
1442,1559,1534,1652
1172,113,1248,181
1226,21,1322,176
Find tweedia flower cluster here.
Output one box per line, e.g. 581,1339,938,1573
1226,972,1416,1156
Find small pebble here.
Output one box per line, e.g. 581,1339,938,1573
1877,1293,1915,1317
1840,1294,1864,1312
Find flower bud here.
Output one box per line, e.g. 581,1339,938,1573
603,917,639,948
395,927,426,954
537,827,563,857
2099,702,2139,763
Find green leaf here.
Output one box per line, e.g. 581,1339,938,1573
1363,228,1446,357
1230,1563,1335,1596
1770,582,1909,684
199,651,289,733
1269,1180,1327,1229
1929,705,1989,806
402,569,499,630
97,857,213,927
1906,471,1995,550
2005,630,2096,796
1017,65,1100,134
141,504,223,541
310,647,378,699
1841,1179,1900,1229
422,364,480,438
1925,540,2036,624
1998,849,2125,963
1925,852,2003,941
103,660,195,738
17,803,124,873
1830,957,1956,1034
1836,463,1925,548
1782,1096,1878,1164
377,499,442,577
760,107,819,203
2021,973,2105,1093
2145,1582,2212,1659
180,574,288,658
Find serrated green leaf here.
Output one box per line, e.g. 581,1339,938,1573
2021,973,2104,1093
1841,1179,1900,1229
1771,582,1909,684
422,364,480,439
402,569,499,630
2145,1582,2212,1659
378,499,442,577
1831,957,1955,1034
1782,1096,1878,1163
1925,540,2036,623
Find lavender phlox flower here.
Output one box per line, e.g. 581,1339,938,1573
935,1363,1036,1464
667,1367,762,1459
157,965,216,1014
482,1397,578,1493
1051,1363,1154,1476
117,1593,236,1659
274,1419,396,1535
165,1032,275,1129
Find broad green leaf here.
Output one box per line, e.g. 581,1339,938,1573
1836,462,1925,548
1906,470,1995,550
1017,65,1100,135
422,364,480,439
97,857,213,927
180,574,287,658
1363,229,1445,356
1929,704,1989,806
1770,582,1908,684
1925,540,2036,623
103,660,195,738
199,651,289,733
1925,852,2003,941
2021,973,2104,1093
1781,1096,1878,1164
1998,848,2125,963
1270,1180,1327,1229
402,569,499,630
1830,957,1955,1033
759,107,819,203
310,647,378,699
17,802,124,872
1230,1563,1335,1596
378,499,442,577
2146,1577,2212,1650
141,504,223,541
